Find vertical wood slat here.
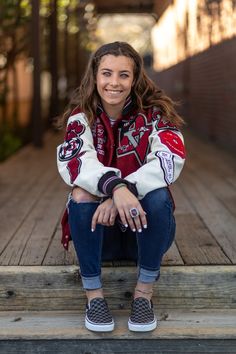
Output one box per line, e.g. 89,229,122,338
31,0,42,147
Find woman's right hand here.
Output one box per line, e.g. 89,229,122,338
112,187,147,232
91,198,118,231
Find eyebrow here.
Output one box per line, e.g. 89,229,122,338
100,68,131,73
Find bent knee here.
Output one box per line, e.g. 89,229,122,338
143,188,173,210
72,187,99,203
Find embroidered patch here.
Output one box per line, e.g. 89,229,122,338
58,121,85,161
156,151,174,185
158,131,185,159
117,113,152,165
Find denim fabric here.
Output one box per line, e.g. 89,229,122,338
68,187,175,290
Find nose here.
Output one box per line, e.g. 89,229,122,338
110,74,119,87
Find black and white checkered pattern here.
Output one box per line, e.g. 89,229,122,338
85,297,114,332
128,297,157,332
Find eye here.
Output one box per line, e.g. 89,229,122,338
102,71,111,77
120,73,129,78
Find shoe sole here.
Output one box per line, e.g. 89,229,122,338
128,318,157,332
85,317,114,332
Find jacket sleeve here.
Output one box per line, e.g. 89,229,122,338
57,112,121,196
124,119,186,199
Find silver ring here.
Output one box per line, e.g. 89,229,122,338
129,207,139,218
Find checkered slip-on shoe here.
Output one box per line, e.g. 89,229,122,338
128,297,157,332
85,297,114,332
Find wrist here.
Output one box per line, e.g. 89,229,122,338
112,183,127,193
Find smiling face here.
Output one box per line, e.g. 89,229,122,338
96,54,134,119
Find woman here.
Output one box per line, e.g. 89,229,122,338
57,41,185,333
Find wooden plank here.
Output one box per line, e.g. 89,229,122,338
0,175,67,265
184,138,236,218
0,132,62,207
0,339,236,354
0,266,235,310
162,241,184,265
0,309,235,340
175,214,231,264
43,228,78,266
180,168,236,263
0,133,67,259
170,183,230,264
170,182,196,216
19,180,68,265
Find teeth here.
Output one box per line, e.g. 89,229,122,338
106,90,121,93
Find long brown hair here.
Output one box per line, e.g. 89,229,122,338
61,41,184,128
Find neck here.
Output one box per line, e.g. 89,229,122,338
102,102,123,120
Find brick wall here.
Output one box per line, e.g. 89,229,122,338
152,37,236,152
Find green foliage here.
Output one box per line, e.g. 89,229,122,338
0,128,22,161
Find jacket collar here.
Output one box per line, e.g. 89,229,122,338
96,95,135,118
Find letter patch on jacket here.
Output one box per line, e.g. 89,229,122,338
117,113,152,165
156,151,174,185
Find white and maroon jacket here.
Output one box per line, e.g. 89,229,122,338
57,98,186,249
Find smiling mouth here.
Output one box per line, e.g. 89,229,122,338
105,89,123,94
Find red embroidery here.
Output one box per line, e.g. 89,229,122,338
59,120,86,183
117,113,152,165
158,131,185,159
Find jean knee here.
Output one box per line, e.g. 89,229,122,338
71,187,100,203
141,188,174,213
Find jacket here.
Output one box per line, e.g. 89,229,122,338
57,98,186,249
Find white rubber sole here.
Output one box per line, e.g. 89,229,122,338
85,317,114,332
128,318,157,332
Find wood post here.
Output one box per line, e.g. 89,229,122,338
49,0,59,120
31,0,43,147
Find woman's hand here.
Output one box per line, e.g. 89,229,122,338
91,198,118,231
112,187,147,232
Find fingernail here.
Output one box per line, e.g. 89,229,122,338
125,224,128,227
143,224,147,229
132,228,136,232
91,228,94,232
138,228,142,233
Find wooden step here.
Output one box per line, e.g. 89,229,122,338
0,310,235,353
0,265,235,311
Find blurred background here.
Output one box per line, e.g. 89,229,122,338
0,0,236,161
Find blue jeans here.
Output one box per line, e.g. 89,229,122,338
68,187,176,290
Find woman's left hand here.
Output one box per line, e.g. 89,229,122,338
91,198,118,231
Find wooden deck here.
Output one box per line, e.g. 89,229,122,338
0,129,236,266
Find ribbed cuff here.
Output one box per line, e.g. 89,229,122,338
98,171,126,196
98,171,138,197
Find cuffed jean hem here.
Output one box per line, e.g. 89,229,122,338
138,267,160,283
81,275,102,290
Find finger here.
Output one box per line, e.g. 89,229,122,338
109,211,117,226
117,209,129,228
97,210,106,225
133,216,142,233
125,211,137,232
101,211,109,224
91,209,100,231
139,211,147,229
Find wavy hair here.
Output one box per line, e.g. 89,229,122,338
61,41,184,128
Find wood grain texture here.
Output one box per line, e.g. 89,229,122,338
0,266,235,310
0,309,235,340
